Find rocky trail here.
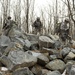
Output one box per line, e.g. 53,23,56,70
0,29,75,75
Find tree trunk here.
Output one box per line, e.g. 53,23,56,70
26,0,29,33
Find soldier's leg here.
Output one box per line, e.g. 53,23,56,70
38,28,41,35
35,28,38,35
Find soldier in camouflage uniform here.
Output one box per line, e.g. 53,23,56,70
3,16,17,36
59,19,71,45
32,17,43,35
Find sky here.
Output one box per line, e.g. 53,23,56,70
34,0,55,17
0,0,63,18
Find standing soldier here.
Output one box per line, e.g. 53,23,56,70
59,19,71,45
32,17,43,35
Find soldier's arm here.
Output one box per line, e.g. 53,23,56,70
40,22,43,27
32,21,36,27
12,20,17,25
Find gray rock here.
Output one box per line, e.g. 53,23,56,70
60,47,71,58
54,40,61,50
26,34,39,50
42,48,54,54
42,48,62,59
12,67,34,75
0,74,2,75
0,56,14,70
24,40,31,48
31,64,43,75
26,51,41,57
66,62,75,75
66,60,75,65
64,52,75,62
71,48,75,54
71,40,75,49
2,42,15,56
39,36,55,49
0,72,2,75
66,62,73,75
23,39,32,50
46,59,66,72
27,34,39,41
46,71,62,75
9,29,23,38
0,35,11,47
37,54,49,66
14,37,25,46
49,55,57,60
48,34,59,41
37,69,49,75
69,65,75,75
8,50,37,70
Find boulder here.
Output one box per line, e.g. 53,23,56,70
37,69,49,75
8,29,23,38
27,34,39,41
26,34,39,50
23,39,32,50
71,48,75,54
41,48,54,54
64,52,75,62
66,62,75,75
48,34,59,41
14,37,25,46
31,64,43,75
39,36,55,49
26,51,49,66
37,53,49,66
8,50,37,70
12,67,34,75
0,35,11,47
69,65,75,75
54,40,61,50
1,67,8,72
2,42,15,56
60,47,71,58
46,71,61,75
42,48,62,59
0,73,2,75
66,62,73,75
49,55,57,61
66,60,75,65
71,40,75,49
23,34,39,50
46,59,66,72
0,56,14,70
27,51,41,57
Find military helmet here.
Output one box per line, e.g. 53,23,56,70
8,16,11,20
37,17,40,21
65,18,69,23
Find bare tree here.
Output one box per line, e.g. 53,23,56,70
0,0,11,25
13,0,21,29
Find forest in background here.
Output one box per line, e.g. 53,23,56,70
0,0,75,39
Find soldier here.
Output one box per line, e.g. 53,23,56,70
3,16,17,36
59,19,71,45
32,17,43,35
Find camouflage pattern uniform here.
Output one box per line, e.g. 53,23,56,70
3,16,17,36
59,19,70,45
32,17,43,35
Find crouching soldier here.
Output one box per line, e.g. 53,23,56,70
32,17,43,35
3,16,17,36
